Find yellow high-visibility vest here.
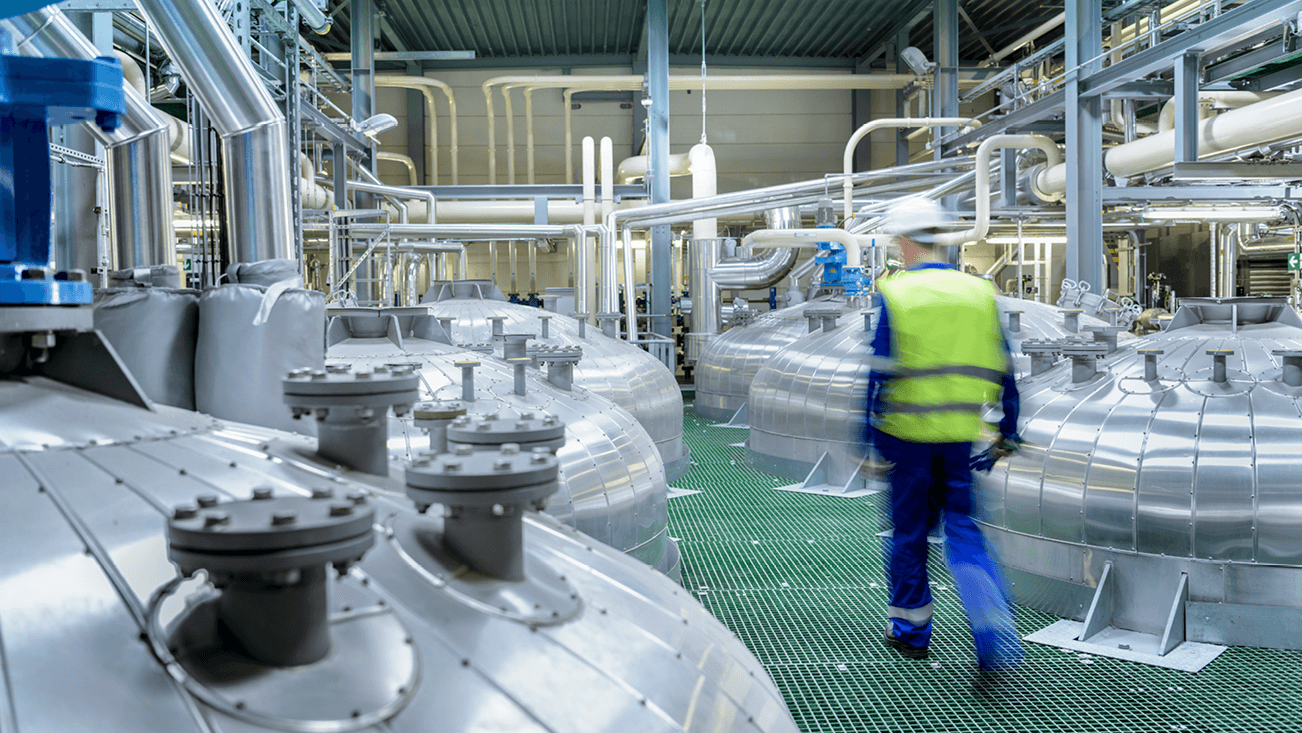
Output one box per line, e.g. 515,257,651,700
876,268,1008,443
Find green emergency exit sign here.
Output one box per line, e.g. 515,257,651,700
1290,252,1301,272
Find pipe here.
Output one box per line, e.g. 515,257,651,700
1040,85,1302,193
4,8,175,271
1224,223,1239,298
484,73,974,184
579,137,596,320
290,0,331,34
616,152,692,184
933,134,1060,246
601,138,618,314
743,229,873,269
135,0,294,264
709,248,799,289
988,12,1065,64
374,76,458,184
1155,92,1273,132
678,143,720,347
597,158,973,313
377,152,419,186
842,117,977,219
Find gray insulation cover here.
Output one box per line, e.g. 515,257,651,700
195,284,325,432
93,287,199,409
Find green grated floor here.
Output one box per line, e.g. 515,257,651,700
668,400,1302,733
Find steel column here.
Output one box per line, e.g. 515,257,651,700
896,28,910,166
933,0,959,159
646,0,671,340
1065,0,1105,290
351,0,375,186
1174,51,1201,165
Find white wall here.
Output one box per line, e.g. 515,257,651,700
329,67,977,291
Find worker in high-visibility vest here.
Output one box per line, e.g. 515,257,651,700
866,197,1023,675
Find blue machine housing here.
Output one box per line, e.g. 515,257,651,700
814,224,867,295
0,44,125,305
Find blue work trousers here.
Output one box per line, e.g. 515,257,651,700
874,429,1021,669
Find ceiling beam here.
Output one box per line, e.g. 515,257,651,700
857,0,933,71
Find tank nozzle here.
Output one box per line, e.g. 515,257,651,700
1207,349,1233,384
1138,348,1164,382
1273,349,1302,387
457,359,479,402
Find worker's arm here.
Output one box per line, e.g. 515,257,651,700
862,296,893,446
996,330,1022,444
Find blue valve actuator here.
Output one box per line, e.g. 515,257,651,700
0,39,125,305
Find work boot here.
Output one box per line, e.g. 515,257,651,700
882,630,929,660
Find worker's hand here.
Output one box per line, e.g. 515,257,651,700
992,433,1024,459
971,434,1023,473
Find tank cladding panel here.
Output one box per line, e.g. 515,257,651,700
0,376,798,731
978,297,1302,648
693,297,850,424
323,308,679,579
746,297,1111,482
419,284,690,481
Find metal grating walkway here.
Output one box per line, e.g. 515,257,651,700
668,400,1302,733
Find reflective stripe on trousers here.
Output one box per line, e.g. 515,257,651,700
887,602,934,626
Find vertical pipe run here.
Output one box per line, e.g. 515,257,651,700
134,0,293,264
599,138,616,313
579,136,596,320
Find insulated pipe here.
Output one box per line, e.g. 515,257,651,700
988,12,1065,64
4,9,176,272
616,152,692,184
377,152,419,185
135,0,294,264
1155,92,1273,131
579,137,596,320
374,76,458,184
482,74,970,184
842,117,977,219
932,134,1060,246
596,157,976,312
709,248,799,290
676,143,721,347
290,0,332,34
1039,85,1302,193
600,138,618,314
742,229,873,269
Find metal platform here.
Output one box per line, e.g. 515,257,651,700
670,400,1302,733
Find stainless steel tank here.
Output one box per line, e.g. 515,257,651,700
324,307,680,579
746,297,1113,483
693,297,852,424
0,373,797,731
977,297,1302,650
420,280,690,480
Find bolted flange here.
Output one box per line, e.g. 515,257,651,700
406,428,562,581
166,491,375,667
446,412,565,452
538,346,583,392
1060,341,1109,384
595,312,622,338
413,399,469,453
805,307,841,332
1022,340,1063,377
284,364,419,476
1086,325,1126,354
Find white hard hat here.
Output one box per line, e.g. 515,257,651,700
880,197,956,244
